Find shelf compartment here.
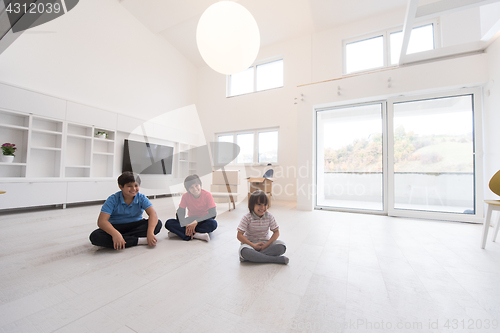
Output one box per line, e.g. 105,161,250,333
0,127,29,164
65,166,91,178
27,149,61,177
30,131,62,149
32,117,63,133
0,109,29,128
91,154,114,178
93,139,114,154
0,163,27,177
94,128,115,141
67,123,92,137
65,136,91,167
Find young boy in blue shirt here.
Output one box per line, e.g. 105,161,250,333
89,171,162,250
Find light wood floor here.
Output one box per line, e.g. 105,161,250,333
1,198,500,333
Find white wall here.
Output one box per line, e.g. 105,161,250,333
441,8,481,47
483,34,500,198
0,0,197,121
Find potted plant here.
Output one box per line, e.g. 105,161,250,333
1,143,17,163
95,131,108,139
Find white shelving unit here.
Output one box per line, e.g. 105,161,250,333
0,109,116,180
0,108,117,210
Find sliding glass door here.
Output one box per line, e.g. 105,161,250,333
316,102,386,213
315,89,483,222
388,91,482,221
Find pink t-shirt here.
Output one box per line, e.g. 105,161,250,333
179,189,216,217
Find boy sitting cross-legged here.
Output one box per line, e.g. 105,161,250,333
165,174,217,242
89,171,162,250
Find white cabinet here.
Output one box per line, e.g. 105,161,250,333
66,181,117,203
0,182,67,209
0,82,66,119
66,101,117,129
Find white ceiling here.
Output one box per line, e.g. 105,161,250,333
120,0,410,67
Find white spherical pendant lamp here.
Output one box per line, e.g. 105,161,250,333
197,1,260,75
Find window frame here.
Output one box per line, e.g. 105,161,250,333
387,21,440,65
342,19,440,75
343,31,387,75
226,58,284,97
215,127,280,166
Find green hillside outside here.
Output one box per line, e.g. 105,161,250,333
324,126,473,173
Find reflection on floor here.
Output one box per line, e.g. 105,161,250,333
1,198,500,332
318,198,473,215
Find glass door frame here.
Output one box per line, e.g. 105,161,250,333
387,88,484,223
314,100,389,215
314,87,484,223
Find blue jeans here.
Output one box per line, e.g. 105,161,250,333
165,218,217,241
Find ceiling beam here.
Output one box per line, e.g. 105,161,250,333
399,0,419,65
415,0,500,20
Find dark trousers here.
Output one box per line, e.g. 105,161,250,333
89,219,162,249
165,218,217,241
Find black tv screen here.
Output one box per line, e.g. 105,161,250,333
122,139,174,175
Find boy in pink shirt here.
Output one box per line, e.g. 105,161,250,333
165,174,217,241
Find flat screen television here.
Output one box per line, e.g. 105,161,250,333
122,139,174,175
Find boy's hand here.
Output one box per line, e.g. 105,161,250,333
185,221,198,238
147,232,157,246
112,234,126,250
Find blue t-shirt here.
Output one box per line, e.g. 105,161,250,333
101,191,152,224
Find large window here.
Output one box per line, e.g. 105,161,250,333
227,59,283,97
216,128,279,165
315,89,483,223
344,22,438,74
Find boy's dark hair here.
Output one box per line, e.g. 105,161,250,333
118,171,141,186
248,190,269,212
184,174,202,191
